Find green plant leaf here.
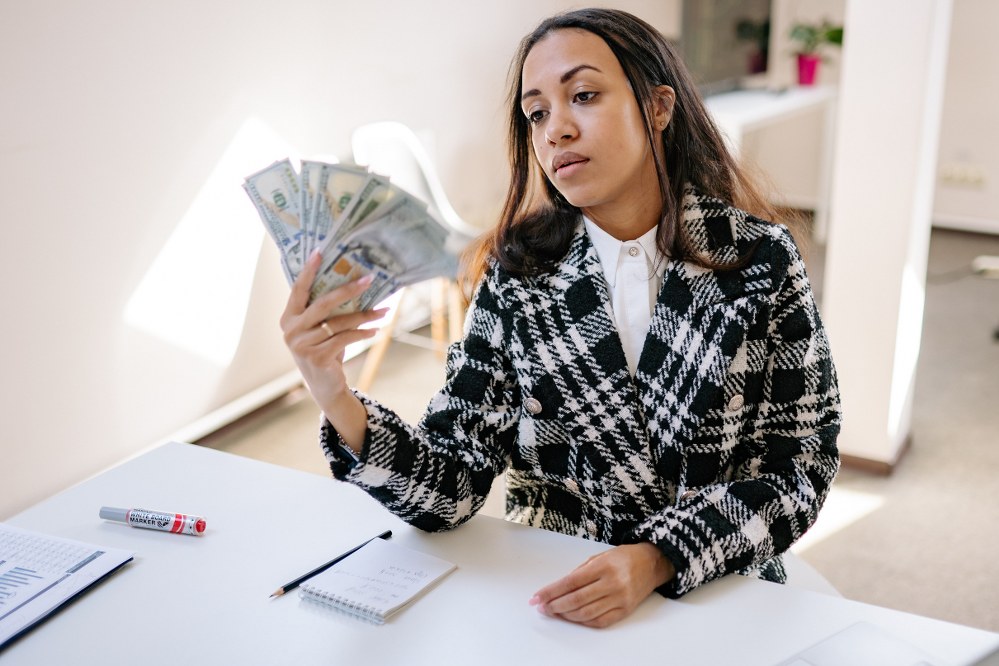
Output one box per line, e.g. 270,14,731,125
790,20,843,54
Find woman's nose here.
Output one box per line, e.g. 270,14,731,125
544,106,577,145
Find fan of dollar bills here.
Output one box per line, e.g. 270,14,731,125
243,158,457,313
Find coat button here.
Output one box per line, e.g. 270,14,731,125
727,394,745,411
525,397,543,415
680,490,697,501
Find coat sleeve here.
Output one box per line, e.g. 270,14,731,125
629,226,842,598
321,266,520,531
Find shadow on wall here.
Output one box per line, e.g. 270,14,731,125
123,117,297,368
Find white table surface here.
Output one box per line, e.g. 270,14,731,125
3,441,997,665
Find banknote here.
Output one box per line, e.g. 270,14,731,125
243,159,305,281
324,172,404,248
308,247,398,314
298,160,322,262
245,157,457,313
312,162,370,255
334,196,453,286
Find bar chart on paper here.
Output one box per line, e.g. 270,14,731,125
0,524,133,648
0,564,52,610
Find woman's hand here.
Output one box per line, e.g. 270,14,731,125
280,250,388,448
529,542,675,629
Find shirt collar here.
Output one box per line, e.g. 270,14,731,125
582,215,664,286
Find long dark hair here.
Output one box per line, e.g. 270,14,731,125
463,8,789,287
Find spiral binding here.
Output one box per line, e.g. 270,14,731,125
299,585,387,625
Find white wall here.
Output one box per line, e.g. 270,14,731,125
746,0,999,237
0,1,681,518
934,0,999,233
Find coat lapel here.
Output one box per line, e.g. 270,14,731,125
533,191,772,437
636,190,773,458
551,222,629,376
519,224,671,518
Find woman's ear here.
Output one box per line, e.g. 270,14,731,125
652,85,676,131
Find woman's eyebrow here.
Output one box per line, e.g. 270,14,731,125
521,64,603,102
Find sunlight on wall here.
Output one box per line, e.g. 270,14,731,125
887,265,926,446
791,486,885,554
124,117,298,366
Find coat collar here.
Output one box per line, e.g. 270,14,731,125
552,187,771,311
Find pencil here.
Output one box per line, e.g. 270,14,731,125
269,529,393,598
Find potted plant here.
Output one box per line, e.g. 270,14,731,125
789,19,843,85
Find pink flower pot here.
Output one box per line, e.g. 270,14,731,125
797,53,821,85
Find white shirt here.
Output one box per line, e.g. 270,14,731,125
582,216,666,376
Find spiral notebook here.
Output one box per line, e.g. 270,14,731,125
299,538,456,624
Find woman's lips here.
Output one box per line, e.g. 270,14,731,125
552,152,589,176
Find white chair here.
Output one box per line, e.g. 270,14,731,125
351,121,480,242
350,121,481,391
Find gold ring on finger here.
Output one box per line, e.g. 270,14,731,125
320,321,334,338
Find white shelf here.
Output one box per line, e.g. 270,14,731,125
706,86,838,241
706,86,837,135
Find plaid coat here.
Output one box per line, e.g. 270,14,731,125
322,189,841,598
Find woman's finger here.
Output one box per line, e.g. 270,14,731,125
300,274,375,330
534,576,606,616
287,309,387,361
530,564,602,615
554,592,617,625
309,308,389,347
313,326,381,359
579,607,627,629
283,249,323,320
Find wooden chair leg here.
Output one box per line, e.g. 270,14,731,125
448,279,465,344
355,289,406,393
430,277,448,359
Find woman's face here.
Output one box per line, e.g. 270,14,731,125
520,28,671,233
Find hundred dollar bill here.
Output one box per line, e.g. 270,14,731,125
357,266,399,311
243,159,304,281
324,172,402,248
312,162,371,255
334,196,453,286
298,160,322,262
308,245,398,312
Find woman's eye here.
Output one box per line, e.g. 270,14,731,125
574,91,598,104
527,109,547,125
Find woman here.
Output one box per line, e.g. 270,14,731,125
281,8,841,629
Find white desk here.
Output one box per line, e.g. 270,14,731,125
706,86,838,242
3,442,996,665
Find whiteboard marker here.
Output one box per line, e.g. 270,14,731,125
99,507,206,536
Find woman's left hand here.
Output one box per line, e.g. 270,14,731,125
529,542,675,629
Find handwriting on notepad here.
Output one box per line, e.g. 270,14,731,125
298,538,456,624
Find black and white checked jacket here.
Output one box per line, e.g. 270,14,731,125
322,189,841,598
